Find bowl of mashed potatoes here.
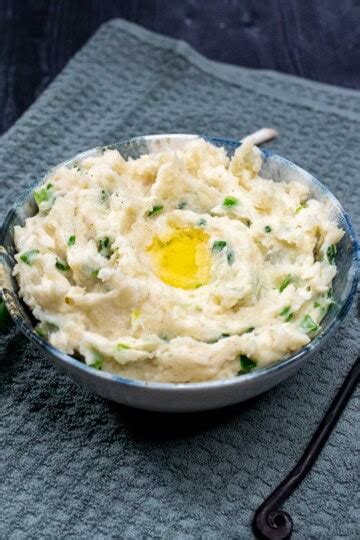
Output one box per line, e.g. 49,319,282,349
0,134,358,411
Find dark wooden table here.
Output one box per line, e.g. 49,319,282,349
0,0,359,136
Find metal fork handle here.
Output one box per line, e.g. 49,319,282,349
253,355,360,539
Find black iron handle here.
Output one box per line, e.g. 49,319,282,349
253,355,360,540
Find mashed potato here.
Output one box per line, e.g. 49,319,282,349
13,137,343,382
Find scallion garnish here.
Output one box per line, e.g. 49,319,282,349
326,245,337,265
212,240,227,253
35,321,59,338
20,249,39,265
245,327,255,333
279,306,294,322
264,225,272,233
98,237,112,258
295,202,307,213
278,274,293,293
314,289,336,317
34,183,54,208
223,196,239,208
67,235,76,246
90,268,100,278
147,205,164,218
238,354,257,374
89,350,104,370
117,343,130,350
55,259,70,272
301,314,319,333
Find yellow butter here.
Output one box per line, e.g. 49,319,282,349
147,228,210,289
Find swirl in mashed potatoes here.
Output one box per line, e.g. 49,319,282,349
13,138,343,382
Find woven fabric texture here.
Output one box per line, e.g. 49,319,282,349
1,19,359,539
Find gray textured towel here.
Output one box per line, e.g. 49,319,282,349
1,19,359,539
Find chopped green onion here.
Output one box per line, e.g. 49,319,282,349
67,235,76,246
147,205,164,218
223,196,239,208
177,201,187,209
20,249,39,265
238,354,257,374
245,327,255,333
99,237,110,249
89,350,104,370
264,225,272,233
314,289,336,317
301,314,319,333
315,303,331,318
117,343,130,350
90,268,100,278
197,218,207,227
278,274,293,293
279,306,294,322
55,259,70,272
326,245,337,265
98,237,112,258
212,240,227,253
226,248,235,265
35,326,47,337
34,183,54,208
296,202,308,213
35,321,59,338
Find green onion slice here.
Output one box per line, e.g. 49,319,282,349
20,249,39,265
326,245,337,265
147,205,164,218
55,259,70,272
278,274,293,293
301,314,319,333
223,196,239,208
238,354,257,374
212,240,227,253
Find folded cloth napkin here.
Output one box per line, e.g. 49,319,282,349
0,19,359,539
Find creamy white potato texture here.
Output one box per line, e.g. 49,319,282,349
14,138,343,382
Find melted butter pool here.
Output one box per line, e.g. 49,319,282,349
147,228,211,289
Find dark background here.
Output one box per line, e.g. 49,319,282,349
1,0,360,137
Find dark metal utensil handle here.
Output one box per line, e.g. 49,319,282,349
253,355,360,540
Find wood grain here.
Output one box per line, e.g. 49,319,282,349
0,0,359,136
